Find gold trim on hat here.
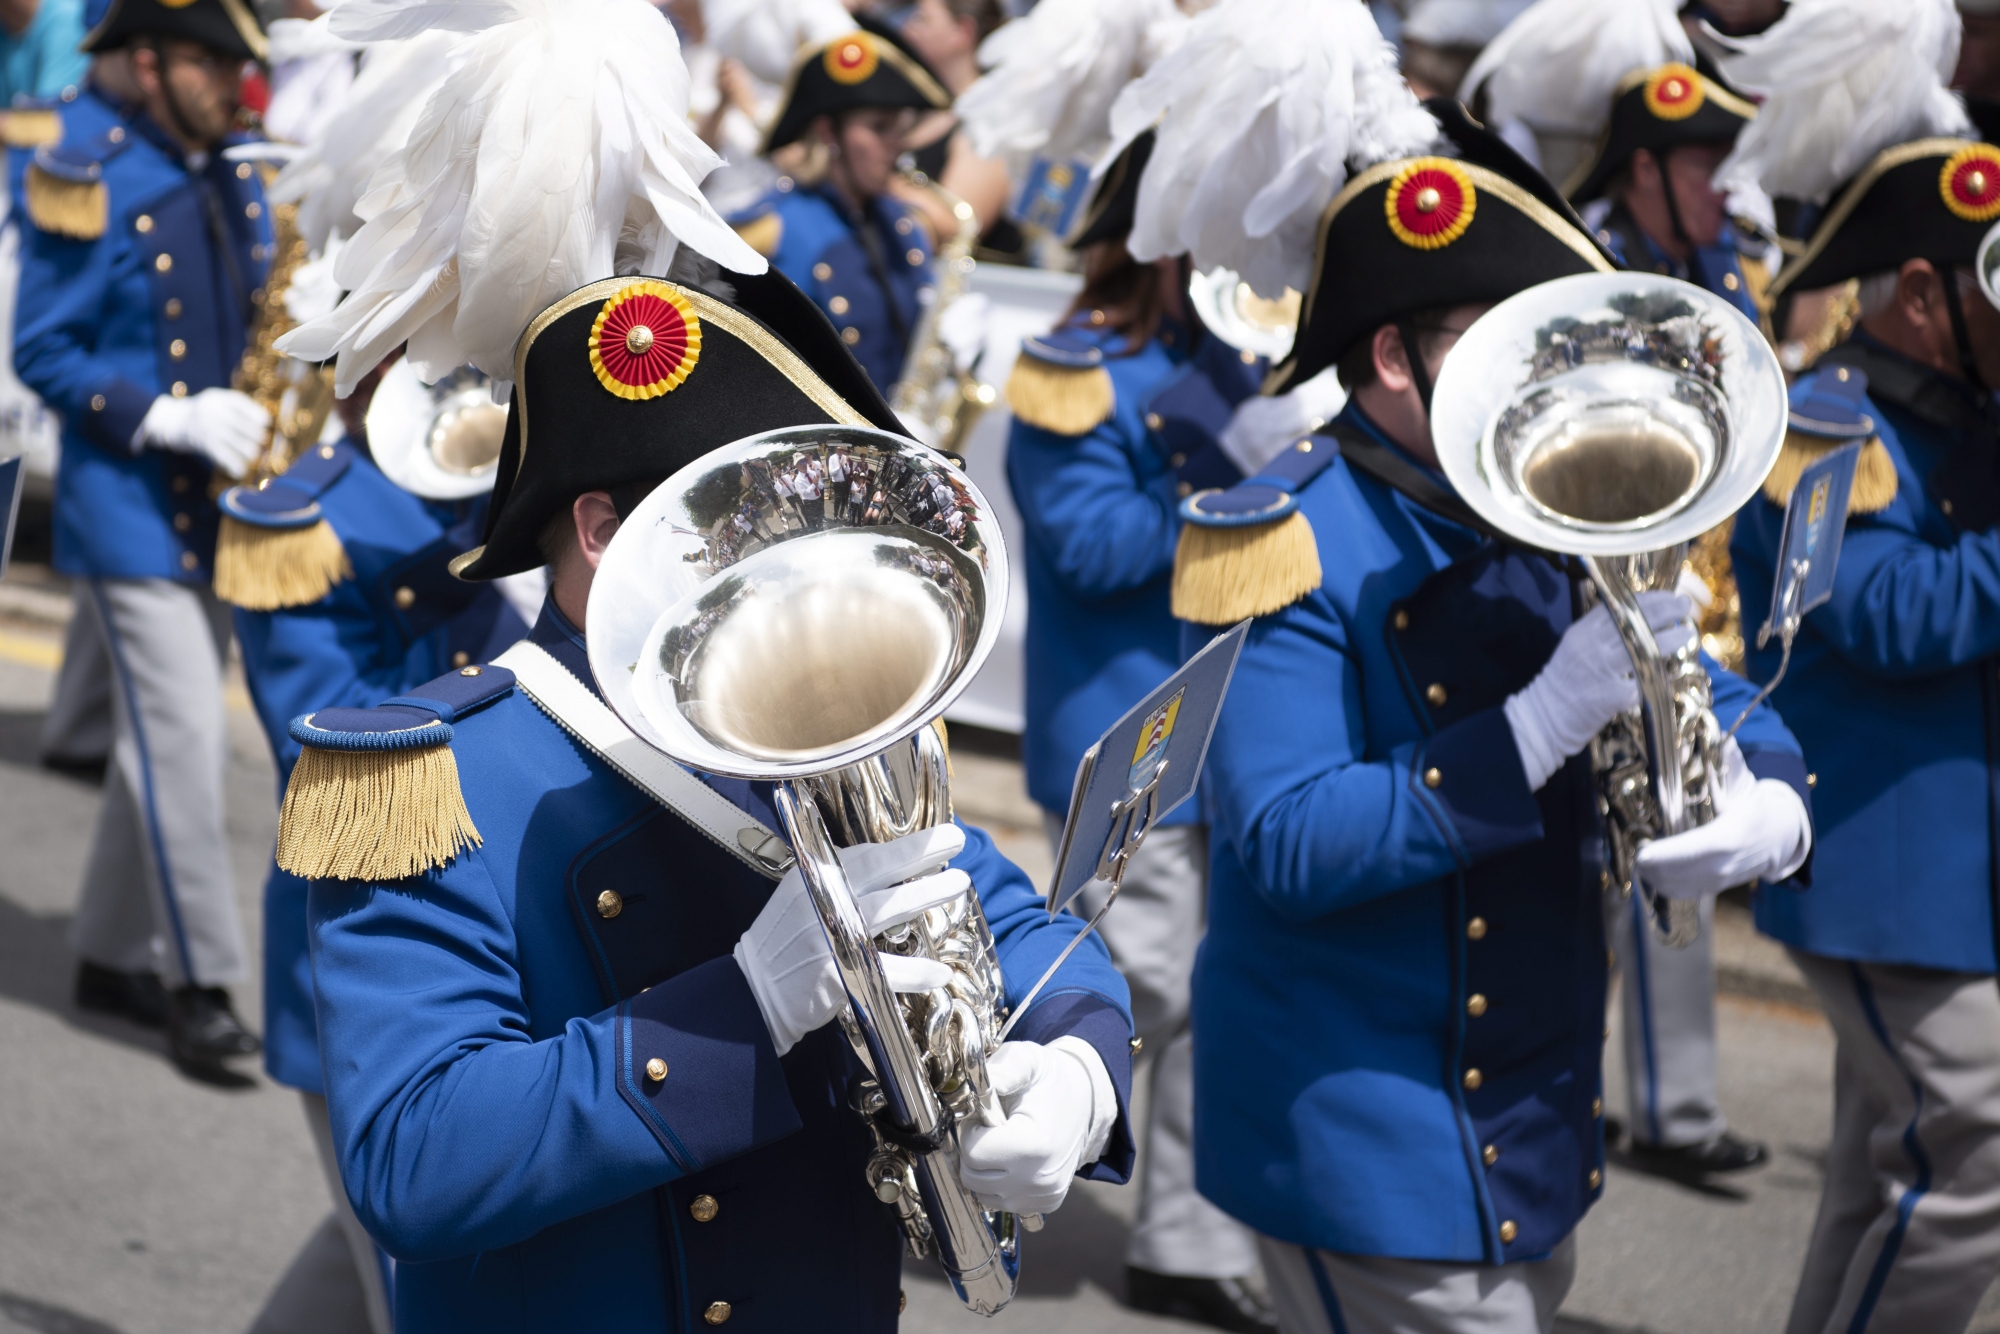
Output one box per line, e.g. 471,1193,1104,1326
1769,137,1983,301
506,277,871,492
759,30,950,156
1275,157,1615,389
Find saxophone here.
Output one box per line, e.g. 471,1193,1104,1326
889,171,995,455
234,185,337,484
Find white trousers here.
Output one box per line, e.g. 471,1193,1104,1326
38,584,113,764
68,578,245,987
1605,888,1726,1147
1051,815,1259,1279
247,1094,395,1334
1260,1235,1577,1334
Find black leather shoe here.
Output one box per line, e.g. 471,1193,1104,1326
74,961,168,1028
1629,1130,1769,1178
1126,1268,1278,1334
41,752,108,783
167,986,261,1068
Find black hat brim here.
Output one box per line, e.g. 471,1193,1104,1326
1269,102,1614,394
762,32,950,154
82,0,265,60
456,270,910,581
1567,70,1754,204
1773,137,2000,299
1068,130,1154,250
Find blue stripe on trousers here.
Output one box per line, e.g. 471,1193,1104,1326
1845,961,1934,1334
89,579,196,980
1304,1249,1350,1334
1627,889,1664,1144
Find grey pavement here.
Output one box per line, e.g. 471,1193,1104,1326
0,580,1995,1333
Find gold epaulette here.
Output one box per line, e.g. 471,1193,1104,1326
1003,356,1114,435
1,109,60,148
733,211,783,258
24,162,105,239
276,718,483,882
212,513,354,610
1760,431,1898,515
1172,513,1322,624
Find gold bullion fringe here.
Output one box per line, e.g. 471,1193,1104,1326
1171,511,1322,625
1759,433,1898,515
24,164,105,239
1003,358,1114,435
276,737,481,881
212,514,353,610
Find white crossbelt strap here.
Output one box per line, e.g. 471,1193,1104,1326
493,640,789,880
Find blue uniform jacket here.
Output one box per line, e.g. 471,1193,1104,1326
307,603,1137,1332
732,179,932,393
13,92,271,581
1007,317,1250,818
1188,405,1809,1263
235,438,528,1092
5,84,119,203
1587,202,1760,323
1734,342,2000,973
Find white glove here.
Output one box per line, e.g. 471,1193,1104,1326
138,388,270,479
1502,593,1696,791
958,1037,1117,1216
734,823,966,1056
1217,365,1348,477
1634,737,1811,899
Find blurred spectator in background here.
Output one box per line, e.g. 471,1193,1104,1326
0,0,87,105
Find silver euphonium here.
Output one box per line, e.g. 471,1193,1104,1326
584,425,1024,1314
1432,273,1788,946
365,360,509,501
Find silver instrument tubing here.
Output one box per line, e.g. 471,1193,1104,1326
1432,273,1787,946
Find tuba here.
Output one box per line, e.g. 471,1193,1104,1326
585,424,1025,1314
1432,273,1787,946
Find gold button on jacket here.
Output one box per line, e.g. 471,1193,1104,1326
595,890,623,919
1423,767,1443,789
645,1057,668,1082
690,1194,719,1223
1466,916,1487,940
1498,1220,1518,1243
1425,682,1447,706
704,1301,731,1325
1462,1068,1482,1090
394,586,416,610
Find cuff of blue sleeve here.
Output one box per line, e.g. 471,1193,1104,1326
1744,747,1815,888
1175,441,1243,495
1009,990,1136,1184
616,956,802,1175
80,378,155,454
1417,707,1545,867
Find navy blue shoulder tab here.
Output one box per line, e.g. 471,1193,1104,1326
286,664,515,754
32,124,133,181
1020,328,1106,369
1181,433,1340,528
218,440,356,530
385,663,517,724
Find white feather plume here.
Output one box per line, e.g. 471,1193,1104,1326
269,27,477,252
1459,0,1690,139
279,0,767,396
702,0,856,87
267,14,361,63
1107,0,1441,299
1714,0,1970,205
955,0,1189,164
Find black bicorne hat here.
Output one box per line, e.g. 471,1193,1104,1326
1567,62,1756,205
1069,129,1155,250
1269,98,1615,393
453,269,910,581
1771,138,2000,300
762,29,951,154
82,0,266,61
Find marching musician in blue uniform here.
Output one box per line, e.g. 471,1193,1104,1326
13,0,273,1072
729,28,947,393
213,356,526,1334
1002,127,1273,1334
1569,61,1765,325
1726,42,2000,1325
271,14,1136,1326
1169,94,1814,1331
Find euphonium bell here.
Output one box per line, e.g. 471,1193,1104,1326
364,360,509,501
585,425,1024,1314
1431,272,1787,945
